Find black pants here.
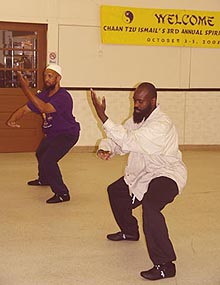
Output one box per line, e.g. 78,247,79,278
36,132,79,196
107,176,178,265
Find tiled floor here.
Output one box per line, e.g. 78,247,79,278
0,151,219,285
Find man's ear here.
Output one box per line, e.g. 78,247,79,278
151,97,156,106
56,75,61,83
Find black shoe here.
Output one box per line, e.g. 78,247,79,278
27,179,49,186
107,231,139,241
46,193,70,204
140,262,176,280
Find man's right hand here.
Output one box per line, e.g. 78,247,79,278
7,120,21,128
90,89,108,123
97,149,112,160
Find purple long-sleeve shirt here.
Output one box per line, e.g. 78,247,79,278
27,87,80,137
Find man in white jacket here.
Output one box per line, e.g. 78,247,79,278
91,82,187,281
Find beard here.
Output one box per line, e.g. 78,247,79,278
44,82,56,90
133,104,153,123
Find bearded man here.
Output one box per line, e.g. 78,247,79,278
7,64,80,203
91,82,187,281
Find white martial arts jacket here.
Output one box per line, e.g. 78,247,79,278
99,106,187,201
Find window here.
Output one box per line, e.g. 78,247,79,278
0,30,38,88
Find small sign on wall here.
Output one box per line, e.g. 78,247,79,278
48,51,57,63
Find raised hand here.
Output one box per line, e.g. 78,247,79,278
16,71,29,88
90,89,108,123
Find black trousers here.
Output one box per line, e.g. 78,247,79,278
107,176,178,265
36,132,79,195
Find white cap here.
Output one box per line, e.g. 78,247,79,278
46,64,62,77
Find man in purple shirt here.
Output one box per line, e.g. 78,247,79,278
7,64,80,204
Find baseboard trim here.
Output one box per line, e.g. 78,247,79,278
71,146,98,153
180,145,220,151
72,145,220,153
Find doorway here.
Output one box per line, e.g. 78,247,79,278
0,22,47,152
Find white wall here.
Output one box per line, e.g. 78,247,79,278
1,0,220,146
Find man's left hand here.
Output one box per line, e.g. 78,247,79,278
16,71,29,88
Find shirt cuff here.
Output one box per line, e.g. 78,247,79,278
103,118,115,130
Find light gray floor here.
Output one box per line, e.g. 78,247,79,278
0,151,219,285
